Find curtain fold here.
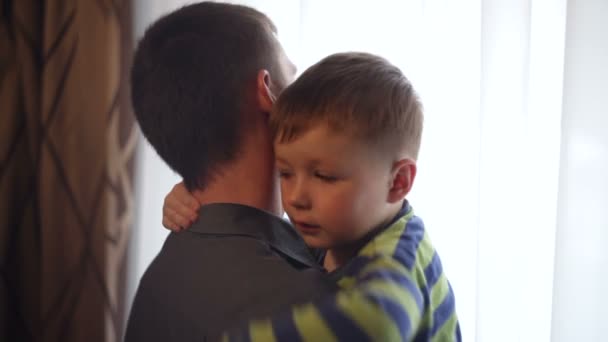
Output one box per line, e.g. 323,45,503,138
0,1,136,341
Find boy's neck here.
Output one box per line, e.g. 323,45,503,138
323,201,404,272
323,247,359,272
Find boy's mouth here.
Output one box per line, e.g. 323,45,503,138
293,220,321,234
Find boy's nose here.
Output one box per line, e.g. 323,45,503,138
288,179,311,210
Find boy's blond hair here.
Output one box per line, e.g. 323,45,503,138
270,52,423,159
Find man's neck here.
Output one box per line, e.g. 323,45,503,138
191,120,281,216
191,171,280,216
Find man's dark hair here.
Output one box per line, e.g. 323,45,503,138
131,2,280,190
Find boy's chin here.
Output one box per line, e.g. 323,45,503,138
302,236,331,250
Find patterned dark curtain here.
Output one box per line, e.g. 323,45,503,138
0,1,136,341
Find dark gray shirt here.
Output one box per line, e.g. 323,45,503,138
124,203,334,341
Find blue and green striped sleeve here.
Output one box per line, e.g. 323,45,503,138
223,210,460,342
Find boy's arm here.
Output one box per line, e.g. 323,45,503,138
223,255,450,342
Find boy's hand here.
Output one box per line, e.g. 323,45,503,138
162,181,200,232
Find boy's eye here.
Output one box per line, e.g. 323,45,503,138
278,170,292,179
315,172,338,183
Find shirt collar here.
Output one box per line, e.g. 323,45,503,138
187,203,321,269
326,200,412,281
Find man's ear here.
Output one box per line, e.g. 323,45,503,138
388,159,417,203
256,69,277,113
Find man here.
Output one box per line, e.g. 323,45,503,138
124,3,334,341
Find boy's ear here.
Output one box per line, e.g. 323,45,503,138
387,159,417,203
256,69,277,113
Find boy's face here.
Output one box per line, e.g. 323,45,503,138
275,124,395,250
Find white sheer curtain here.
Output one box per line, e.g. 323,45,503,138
129,1,608,341
552,1,608,341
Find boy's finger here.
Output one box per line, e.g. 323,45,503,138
178,191,200,212
187,198,200,212
177,205,198,221
173,182,200,211
162,195,175,216
173,182,189,197
168,199,197,222
162,215,181,232
165,193,198,219
166,207,193,228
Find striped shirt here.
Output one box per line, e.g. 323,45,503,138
224,202,461,341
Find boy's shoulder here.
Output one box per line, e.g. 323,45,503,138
360,205,434,269
340,206,459,340
342,205,444,290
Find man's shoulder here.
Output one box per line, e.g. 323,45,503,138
188,203,321,268
127,227,335,339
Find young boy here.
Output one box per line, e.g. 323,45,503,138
163,52,460,341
